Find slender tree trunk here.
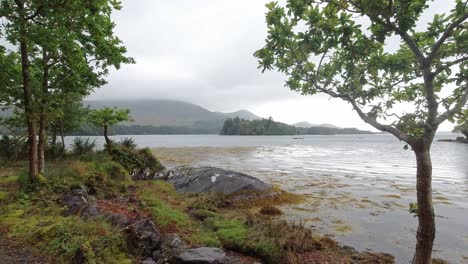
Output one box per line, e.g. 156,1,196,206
17,7,38,182
104,125,112,153
52,126,57,146
412,143,436,264
38,50,49,174
60,124,65,154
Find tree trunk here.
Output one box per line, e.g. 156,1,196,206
104,125,112,153
60,124,65,154
412,143,436,264
52,126,57,146
38,50,49,174
18,8,38,182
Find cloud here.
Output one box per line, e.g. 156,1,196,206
88,0,457,131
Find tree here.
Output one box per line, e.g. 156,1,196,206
49,97,89,153
88,107,132,153
255,1,467,263
1,0,133,179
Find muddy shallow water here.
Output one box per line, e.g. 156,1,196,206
67,134,468,263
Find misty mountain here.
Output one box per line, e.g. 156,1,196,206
215,110,261,120
293,121,340,129
85,99,260,127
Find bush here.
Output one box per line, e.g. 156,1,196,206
72,137,97,156
111,147,164,176
45,142,64,159
119,137,137,150
0,135,28,161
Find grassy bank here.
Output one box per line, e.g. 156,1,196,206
0,151,395,264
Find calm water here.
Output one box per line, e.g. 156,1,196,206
67,133,468,263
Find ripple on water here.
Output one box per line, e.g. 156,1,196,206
151,135,468,264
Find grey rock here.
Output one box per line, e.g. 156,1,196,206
155,234,187,263
61,186,100,218
105,213,129,227
132,168,169,181
126,219,162,256
166,166,272,195
178,247,226,264
142,258,157,264
152,250,161,261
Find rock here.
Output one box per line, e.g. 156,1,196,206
155,234,187,263
61,186,100,218
141,258,157,264
132,169,169,181
125,219,162,257
259,206,283,216
178,247,226,264
166,166,272,195
105,212,129,227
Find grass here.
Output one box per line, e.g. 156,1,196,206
0,154,382,264
0,158,135,264
0,191,133,263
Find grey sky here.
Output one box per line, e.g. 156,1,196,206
89,0,457,130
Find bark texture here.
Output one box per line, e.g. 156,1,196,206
104,125,112,153
412,143,436,264
18,4,38,182
38,50,49,174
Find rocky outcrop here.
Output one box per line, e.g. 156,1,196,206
178,247,226,264
61,186,100,218
125,219,163,257
162,166,272,195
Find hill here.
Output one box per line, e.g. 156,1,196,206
293,121,339,129
80,99,261,134
215,110,261,120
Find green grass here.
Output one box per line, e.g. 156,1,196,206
0,196,133,264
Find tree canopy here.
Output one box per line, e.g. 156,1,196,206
255,1,467,263
255,0,467,144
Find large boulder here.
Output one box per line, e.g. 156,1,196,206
61,186,100,218
178,247,226,264
125,219,163,257
164,166,272,195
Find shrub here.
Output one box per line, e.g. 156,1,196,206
119,137,137,150
45,142,64,159
111,147,164,177
72,137,97,156
0,135,28,161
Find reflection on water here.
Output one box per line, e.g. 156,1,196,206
67,133,468,263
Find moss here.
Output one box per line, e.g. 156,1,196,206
0,190,7,201
189,231,221,247
0,197,133,263
203,216,248,249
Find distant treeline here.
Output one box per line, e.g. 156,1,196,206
220,117,372,135
1,119,371,136
71,122,222,135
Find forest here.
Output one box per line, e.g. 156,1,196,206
220,117,372,135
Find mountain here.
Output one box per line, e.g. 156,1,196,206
216,110,261,120
293,122,340,129
86,99,223,126
82,99,262,134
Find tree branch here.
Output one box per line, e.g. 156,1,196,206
432,56,468,76
435,86,468,125
348,97,414,144
427,13,468,64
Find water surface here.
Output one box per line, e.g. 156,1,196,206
66,133,468,263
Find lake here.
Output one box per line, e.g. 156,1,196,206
66,133,468,263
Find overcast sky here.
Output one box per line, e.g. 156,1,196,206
89,0,456,131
